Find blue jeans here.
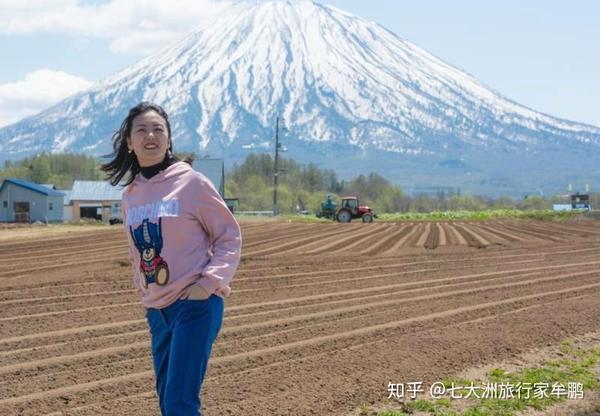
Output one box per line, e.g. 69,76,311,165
146,295,224,416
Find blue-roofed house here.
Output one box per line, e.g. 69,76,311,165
69,181,124,222
0,178,65,222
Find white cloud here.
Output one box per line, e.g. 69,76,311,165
0,69,92,127
0,0,243,127
109,30,188,55
0,0,237,54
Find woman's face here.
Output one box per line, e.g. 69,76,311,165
127,110,170,167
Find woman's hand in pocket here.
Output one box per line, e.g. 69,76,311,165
182,284,210,300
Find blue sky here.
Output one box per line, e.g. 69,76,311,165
0,0,598,127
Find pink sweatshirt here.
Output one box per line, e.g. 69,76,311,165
121,161,242,309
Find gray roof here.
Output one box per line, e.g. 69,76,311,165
70,181,123,201
192,159,224,196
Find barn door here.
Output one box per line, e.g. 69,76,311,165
14,201,31,223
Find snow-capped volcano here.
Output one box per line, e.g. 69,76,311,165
1,0,599,195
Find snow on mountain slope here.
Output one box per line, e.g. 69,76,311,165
1,0,599,195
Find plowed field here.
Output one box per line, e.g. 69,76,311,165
2,219,600,415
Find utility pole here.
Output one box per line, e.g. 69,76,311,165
272,116,280,216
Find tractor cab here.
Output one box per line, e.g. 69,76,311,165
341,197,359,214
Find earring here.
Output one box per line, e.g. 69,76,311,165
128,149,133,154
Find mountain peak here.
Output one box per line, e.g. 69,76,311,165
1,0,599,195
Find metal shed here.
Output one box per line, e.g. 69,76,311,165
69,181,124,222
192,159,225,197
0,178,65,223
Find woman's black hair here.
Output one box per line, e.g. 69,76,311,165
101,102,179,186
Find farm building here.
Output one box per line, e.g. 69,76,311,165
41,184,73,221
61,190,73,221
552,192,593,212
68,181,123,222
0,178,65,223
571,192,591,210
66,160,226,222
192,158,239,212
192,158,225,196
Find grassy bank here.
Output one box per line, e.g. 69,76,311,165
378,209,583,221
249,209,585,222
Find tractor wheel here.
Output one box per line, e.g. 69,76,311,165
337,210,352,223
362,213,373,223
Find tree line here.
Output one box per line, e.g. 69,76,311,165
225,153,593,214
0,152,595,214
0,153,102,189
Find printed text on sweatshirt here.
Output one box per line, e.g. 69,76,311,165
121,162,242,309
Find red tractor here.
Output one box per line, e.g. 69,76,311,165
316,195,377,223
336,196,377,223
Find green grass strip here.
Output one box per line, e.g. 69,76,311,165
357,342,600,416
266,209,583,222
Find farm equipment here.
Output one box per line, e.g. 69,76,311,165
316,195,377,223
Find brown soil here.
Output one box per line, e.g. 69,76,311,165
1,219,600,415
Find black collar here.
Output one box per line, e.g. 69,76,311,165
140,155,176,179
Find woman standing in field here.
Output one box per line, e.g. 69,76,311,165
102,102,242,415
